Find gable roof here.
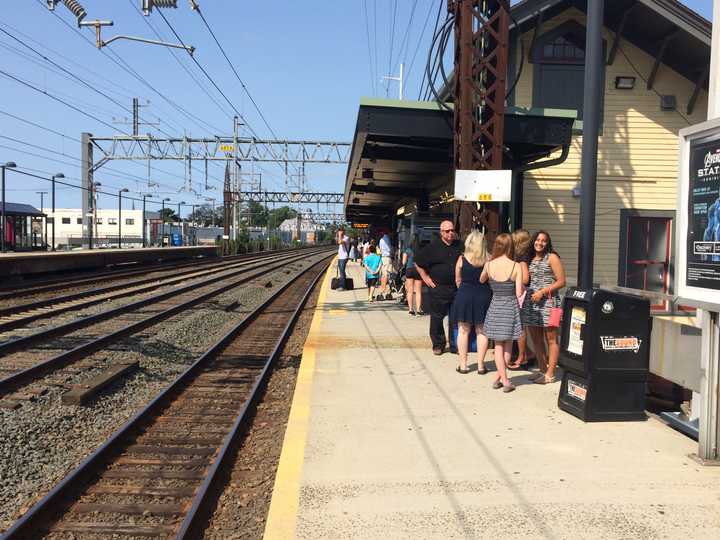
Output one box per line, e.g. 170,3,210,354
3,203,44,216
510,0,711,88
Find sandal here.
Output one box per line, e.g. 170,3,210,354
492,380,503,389
456,366,470,375
533,375,557,385
503,383,516,393
477,364,488,375
528,372,544,381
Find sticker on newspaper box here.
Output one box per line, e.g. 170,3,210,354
600,336,642,353
567,379,587,401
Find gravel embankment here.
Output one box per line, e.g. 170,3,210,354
0,253,328,533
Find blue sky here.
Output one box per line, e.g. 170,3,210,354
0,0,713,216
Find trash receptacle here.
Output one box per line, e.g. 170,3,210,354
557,287,652,422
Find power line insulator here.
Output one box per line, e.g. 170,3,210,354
60,0,87,23
142,0,178,16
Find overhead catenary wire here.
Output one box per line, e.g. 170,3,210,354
363,0,377,95
405,0,439,88
386,0,398,96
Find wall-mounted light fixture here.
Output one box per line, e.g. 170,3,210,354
614,76,636,89
361,168,374,179
660,95,677,111
571,183,581,198
352,197,360,204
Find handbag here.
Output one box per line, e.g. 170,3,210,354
548,306,562,327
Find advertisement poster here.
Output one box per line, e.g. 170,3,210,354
567,306,586,356
687,136,720,289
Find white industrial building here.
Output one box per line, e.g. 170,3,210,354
45,208,145,249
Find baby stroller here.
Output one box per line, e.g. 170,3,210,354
386,265,407,304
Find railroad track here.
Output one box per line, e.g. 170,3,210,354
0,247,323,333
1,255,331,539
0,248,331,402
0,247,305,304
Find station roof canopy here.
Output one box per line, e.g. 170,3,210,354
3,203,44,217
344,98,575,224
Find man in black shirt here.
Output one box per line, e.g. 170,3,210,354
414,220,463,355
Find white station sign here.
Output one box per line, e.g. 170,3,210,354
454,169,512,202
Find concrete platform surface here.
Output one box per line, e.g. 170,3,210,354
264,261,720,540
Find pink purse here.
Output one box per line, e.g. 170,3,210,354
548,306,562,327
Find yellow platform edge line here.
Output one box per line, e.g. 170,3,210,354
263,259,334,539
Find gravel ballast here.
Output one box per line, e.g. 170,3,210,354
0,252,329,533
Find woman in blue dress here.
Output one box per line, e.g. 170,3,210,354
450,231,492,374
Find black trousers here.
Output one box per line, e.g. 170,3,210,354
428,285,456,350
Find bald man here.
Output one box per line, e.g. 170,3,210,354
414,220,463,355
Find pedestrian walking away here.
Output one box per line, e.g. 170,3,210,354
481,233,524,393
414,220,463,356
450,231,492,374
378,231,393,300
363,246,382,302
402,238,424,315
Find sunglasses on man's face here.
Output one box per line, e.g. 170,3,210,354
441,229,454,233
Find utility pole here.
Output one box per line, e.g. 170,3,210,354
449,0,509,240
381,63,404,100
112,98,159,136
223,162,231,255
36,191,48,249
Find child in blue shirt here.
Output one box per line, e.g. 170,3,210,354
363,248,382,302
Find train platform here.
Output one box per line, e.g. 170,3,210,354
0,246,218,279
264,260,720,539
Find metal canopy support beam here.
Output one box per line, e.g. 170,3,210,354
647,30,681,91
577,0,605,289
450,0,509,240
607,3,635,65
687,66,710,115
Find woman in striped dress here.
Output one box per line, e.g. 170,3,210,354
521,231,566,384
480,234,523,393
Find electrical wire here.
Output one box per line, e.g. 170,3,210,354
406,0,439,89
393,0,419,71
363,0,377,95
418,0,445,100
386,0,398,96
155,8,293,178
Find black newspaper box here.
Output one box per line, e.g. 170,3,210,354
557,288,652,422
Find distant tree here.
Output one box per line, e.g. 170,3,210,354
267,206,298,230
244,200,268,227
189,204,223,227
159,208,177,223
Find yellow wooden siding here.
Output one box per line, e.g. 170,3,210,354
513,7,707,286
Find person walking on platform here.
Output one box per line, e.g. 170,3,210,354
521,230,566,385
336,228,350,291
363,245,382,302
402,238,424,316
451,231,492,374
507,229,532,370
378,231,393,300
414,220,463,355
349,238,358,262
481,233,523,393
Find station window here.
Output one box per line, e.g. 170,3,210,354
618,210,674,311
530,20,604,121
61,217,71,225
76,218,83,225
108,218,118,225
46,217,54,224
125,218,134,225
96,218,103,225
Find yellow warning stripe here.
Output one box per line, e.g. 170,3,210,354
263,261,333,539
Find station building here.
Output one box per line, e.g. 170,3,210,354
345,0,711,309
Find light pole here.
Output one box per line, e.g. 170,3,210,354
36,191,48,249
1,161,17,253
51,173,64,251
142,193,153,248
205,197,216,227
178,201,185,245
162,197,170,246
118,188,129,249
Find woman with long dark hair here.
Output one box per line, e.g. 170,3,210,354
521,230,566,384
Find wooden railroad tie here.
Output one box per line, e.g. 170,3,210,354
61,361,139,406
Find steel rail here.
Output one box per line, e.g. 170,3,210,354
0,248,331,396
0,247,325,332
1,254,332,539
0,245,308,298
0,247,328,358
